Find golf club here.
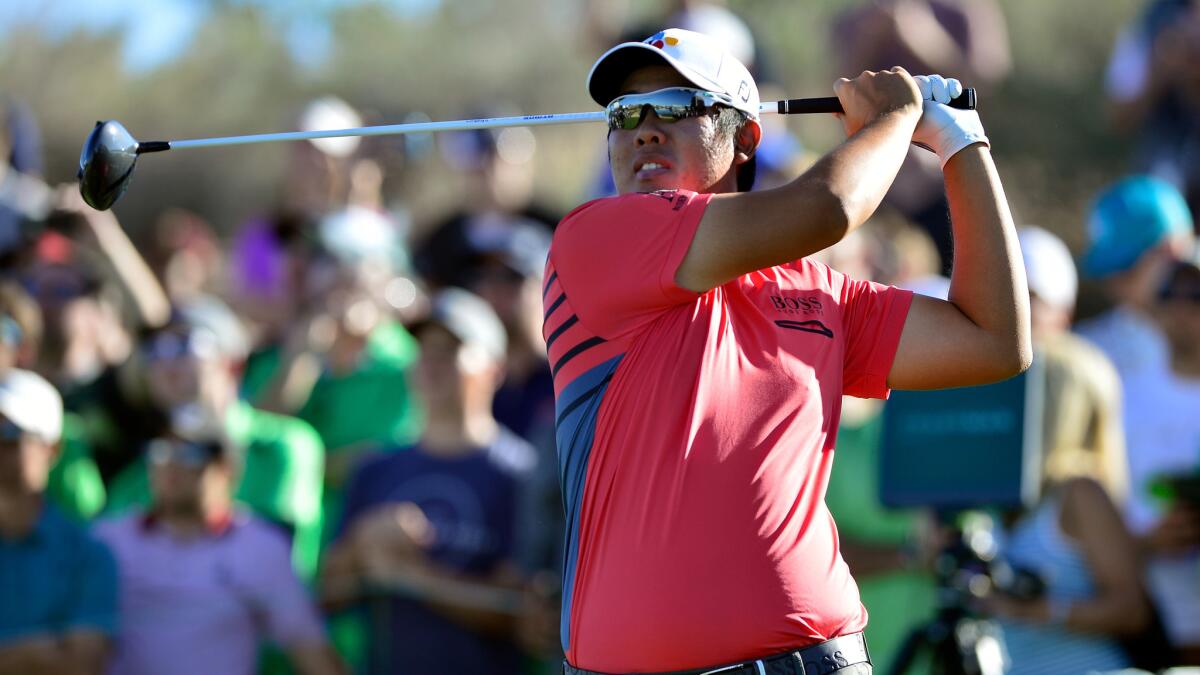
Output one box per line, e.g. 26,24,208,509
78,89,976,211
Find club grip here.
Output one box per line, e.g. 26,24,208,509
776,88,976,115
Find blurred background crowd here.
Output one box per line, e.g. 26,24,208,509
1,0,1199,674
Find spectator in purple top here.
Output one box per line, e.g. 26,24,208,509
93,426,344,675
320,288,537,675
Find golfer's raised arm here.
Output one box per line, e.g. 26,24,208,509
887,144,1032,389
883,75,1031,389
676,68,922,293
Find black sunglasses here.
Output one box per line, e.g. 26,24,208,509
147,438,222,469
1158,262,1200,303
0,419,25,444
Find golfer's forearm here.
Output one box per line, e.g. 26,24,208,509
942,146,1032,372
809,109,921,235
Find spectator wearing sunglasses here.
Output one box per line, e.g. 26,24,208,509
1118,254,1200,665
546,28,1029,675
85,304,328,581
1076,175,1194,379
0,368,117,675
93,429,344,675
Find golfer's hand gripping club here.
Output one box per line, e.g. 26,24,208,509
767,86,976,116
910,75,988,167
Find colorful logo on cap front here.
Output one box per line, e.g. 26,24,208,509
645,31,680,50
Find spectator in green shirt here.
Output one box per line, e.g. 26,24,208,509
99,301,328,579
240,224,421,545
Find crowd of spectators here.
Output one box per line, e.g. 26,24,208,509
0,1,1198,674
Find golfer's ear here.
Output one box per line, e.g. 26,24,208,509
735,119,762,164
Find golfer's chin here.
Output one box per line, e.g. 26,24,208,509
622,171,685,195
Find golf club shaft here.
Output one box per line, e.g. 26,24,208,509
156,111,608,151
139,89,977,153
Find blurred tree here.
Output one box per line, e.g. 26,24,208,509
0,0,1156,253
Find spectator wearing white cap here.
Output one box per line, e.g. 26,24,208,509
0,281,108,522
0,368,117,674
281,96,364,218
980,228,1155,674
1017,226,1128,504
321,288,537,675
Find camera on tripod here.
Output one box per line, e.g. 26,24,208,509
931,512,1045,611
878,360,1047,675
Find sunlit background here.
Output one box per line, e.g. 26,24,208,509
2,0,1144,261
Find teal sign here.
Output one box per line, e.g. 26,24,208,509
880,361,1044,510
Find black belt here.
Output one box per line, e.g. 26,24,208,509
563,632,871,675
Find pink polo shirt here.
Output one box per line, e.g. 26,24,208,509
544,191,914,672
94,511,325,675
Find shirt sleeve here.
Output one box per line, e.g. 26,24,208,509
840,276,914,400
67,535,119,638
249,526,326,647
550,191,711,339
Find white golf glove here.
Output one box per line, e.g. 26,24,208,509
911,74,989,168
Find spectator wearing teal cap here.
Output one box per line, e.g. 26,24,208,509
1076,175,1194,378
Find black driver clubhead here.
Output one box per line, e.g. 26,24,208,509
77,120,140,211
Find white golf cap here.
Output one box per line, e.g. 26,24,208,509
587,28,760,120
412,287,508,364
1018,226,1078,310
0,368,62,443
299,96,363,158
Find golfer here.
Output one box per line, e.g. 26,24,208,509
543,28,1031,675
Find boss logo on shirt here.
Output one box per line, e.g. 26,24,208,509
769,295,823,315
